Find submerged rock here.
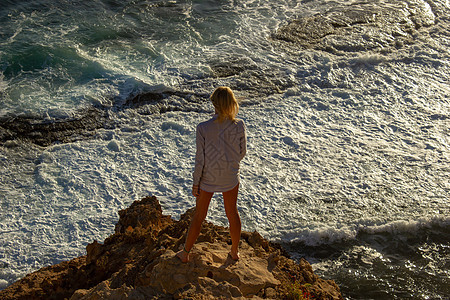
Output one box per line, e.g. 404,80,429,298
0,196,342,299
273,0,436,54
0,90,206,147
0,107,108,147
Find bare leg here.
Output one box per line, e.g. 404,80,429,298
223,184,241,260
177,189,213,263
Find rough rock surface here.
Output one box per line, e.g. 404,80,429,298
0,196,343,299
273,0,436,54
0,107,108,147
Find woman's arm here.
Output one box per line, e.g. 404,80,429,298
192,124,205,193
239,121,247,160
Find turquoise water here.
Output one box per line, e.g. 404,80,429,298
1,0,449,298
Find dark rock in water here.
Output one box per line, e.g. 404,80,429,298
273,0,436,54
210,56,258,78
0,89,209,147
274,15,336,47
0,107,108,147
0,196,343,299
125,89,209,114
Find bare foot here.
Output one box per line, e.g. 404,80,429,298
176,249,189,263
229,250,239,261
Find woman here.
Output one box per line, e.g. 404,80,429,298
177,86,247,263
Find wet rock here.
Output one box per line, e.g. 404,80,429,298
107,139,120,152
0,196,343,299
273,0,436,54
0,107,108,147
0,89,208,147
124,89,209,114
210,56,258,78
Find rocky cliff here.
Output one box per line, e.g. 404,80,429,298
0,196,342,299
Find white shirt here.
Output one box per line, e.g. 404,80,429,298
193,115,247,192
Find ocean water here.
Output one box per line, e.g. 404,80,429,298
0,0,449,298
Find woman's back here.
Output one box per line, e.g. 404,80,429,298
193,116,246,193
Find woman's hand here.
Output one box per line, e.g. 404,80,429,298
192,185,200,198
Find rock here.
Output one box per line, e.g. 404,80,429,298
146,241,280,297
0,107,108,147
107,140,120,152
0,196,343,299
273,0,436,54
265,287,277,298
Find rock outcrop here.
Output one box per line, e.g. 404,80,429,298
273,0,436,54
0,196,343,299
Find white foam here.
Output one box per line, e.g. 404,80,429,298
360,216,450,235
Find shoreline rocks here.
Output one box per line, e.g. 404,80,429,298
0,196,343,299
272,0,436,54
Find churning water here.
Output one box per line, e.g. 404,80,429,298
0,0,449,298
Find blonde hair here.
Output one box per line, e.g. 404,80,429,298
210,86,239,122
